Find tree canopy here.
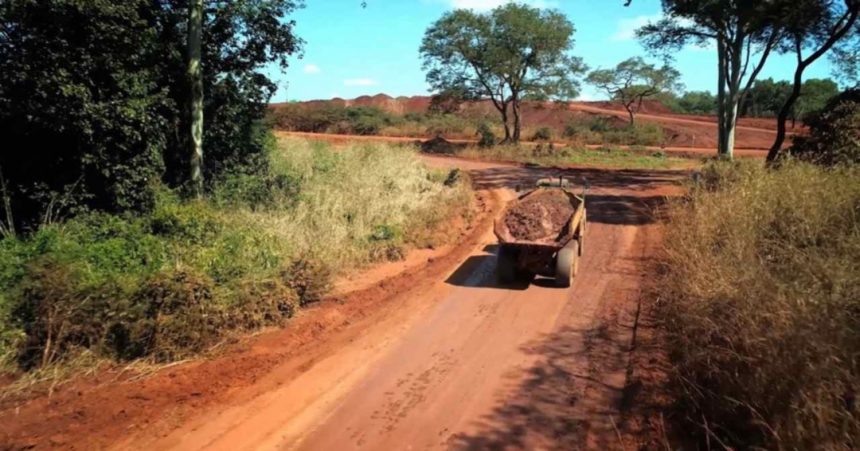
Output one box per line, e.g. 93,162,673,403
420,3,585,142
0,0,303,231
587,57,682,125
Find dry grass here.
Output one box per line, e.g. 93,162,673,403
660,160,860,449
456,143,688,170
0,137,473,381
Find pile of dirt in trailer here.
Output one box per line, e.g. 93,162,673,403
504,190,575,242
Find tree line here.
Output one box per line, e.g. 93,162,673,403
0,0,303,233
421,0,859,160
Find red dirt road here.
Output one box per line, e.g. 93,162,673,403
2,157,680,450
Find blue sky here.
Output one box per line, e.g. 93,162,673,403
268,0,836,102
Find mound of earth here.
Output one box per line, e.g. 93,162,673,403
504,190,575,242
421,136,458,154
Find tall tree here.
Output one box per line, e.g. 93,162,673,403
586,57,681,125
766,0,860,162
188,0,204,196
420,3,585,143
638,1,781,159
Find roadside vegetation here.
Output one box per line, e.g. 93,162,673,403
454,143,685,170
659,90,860,448
271,102,670,148
0,137,472,378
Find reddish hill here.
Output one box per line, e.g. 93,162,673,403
271,93,796,150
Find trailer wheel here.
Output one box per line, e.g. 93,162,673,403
555,241,579,288
496,247,518,283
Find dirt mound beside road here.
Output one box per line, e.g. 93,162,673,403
504,189,575,242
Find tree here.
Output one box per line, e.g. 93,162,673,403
639,1,782,159
740,78,793,117
794,78,840,124
790,88,860,165
586,57,681,125
677,91,718,114
188,0,204,196
0,0,303,230
420,3,585,143
766,0,860,162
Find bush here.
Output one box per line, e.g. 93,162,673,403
532,127,553,141
477,123,497,148
660,160,860,449
602,123,664,146
0,138,474,372
790,89,860,166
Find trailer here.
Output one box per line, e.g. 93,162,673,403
494,178,587,288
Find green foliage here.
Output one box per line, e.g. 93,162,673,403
740,78,793,118
791,89,860,166
477,123,498,147
0,0,303,231
532,127,553,141
0,138,474,372
602,123,664,146
271,104,399,136
421,3,585,140
668,90,717,115
661,160,860,449
586,57,682,124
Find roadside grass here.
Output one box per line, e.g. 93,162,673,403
0,137,472,385
456,143,690,170
659,160,860,449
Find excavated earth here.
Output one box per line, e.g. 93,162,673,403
504,190,575,242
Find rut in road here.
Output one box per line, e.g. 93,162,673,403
123,159,682,451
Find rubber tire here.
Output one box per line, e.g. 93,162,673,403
555,241,579,288
496,247,518,283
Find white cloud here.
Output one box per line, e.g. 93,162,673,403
303,64,321,74
436,0,557,11
344,78,379,87
611,13,662,42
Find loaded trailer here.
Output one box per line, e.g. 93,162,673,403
494,178,587,288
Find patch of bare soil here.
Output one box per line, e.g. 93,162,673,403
504,189,575,242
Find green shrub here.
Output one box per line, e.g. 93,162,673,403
532,127,553,141
660,160,860,449
0,137,474,373
477,123,497,148
790,89,860,166
603,123,664,146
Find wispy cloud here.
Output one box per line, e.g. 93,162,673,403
303,64,321,74
344,78,379,87
611,13,662,42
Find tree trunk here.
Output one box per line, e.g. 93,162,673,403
716,37,729,158
499,104,512,143
626,105,635,126
512,98,522,142
188,0,204,196
768,66,803,162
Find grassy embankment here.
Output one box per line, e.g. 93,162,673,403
0,137,472,385
659,160,860,449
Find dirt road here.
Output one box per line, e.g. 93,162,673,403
1,156,680,450
106,158,681,450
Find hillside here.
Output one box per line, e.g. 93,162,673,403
272,94,800,150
